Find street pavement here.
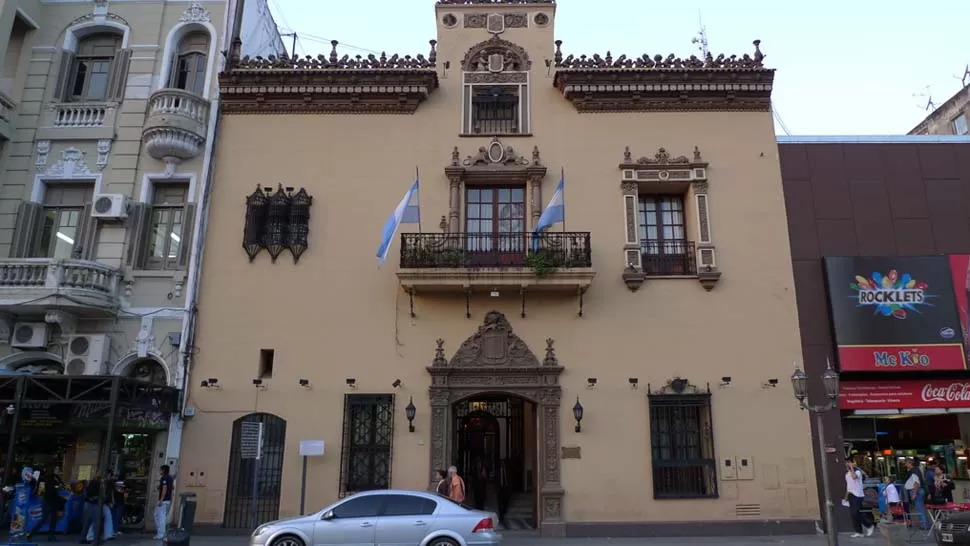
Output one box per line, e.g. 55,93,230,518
113,531,932,545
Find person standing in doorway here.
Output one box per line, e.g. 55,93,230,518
447,466,465,506
153,465,173,540
845,460,874,538
472,460,488,510
496,460,511,529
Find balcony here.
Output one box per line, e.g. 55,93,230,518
640,240,697,277
0,259,122,317
142,89,210,163
37,102,118,140
397,232,595,295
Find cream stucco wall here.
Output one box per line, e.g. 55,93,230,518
181,2,818,531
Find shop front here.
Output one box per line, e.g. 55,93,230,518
0,374,178,535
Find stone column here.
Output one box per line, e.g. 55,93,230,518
529,176,542,232
448,177,461,233
538,388,565,537
428,388,450,486
691,180,721,290
621,182,641,269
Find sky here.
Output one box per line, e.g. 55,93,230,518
262,0,970,136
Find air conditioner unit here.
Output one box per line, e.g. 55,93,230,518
91,194,129,220
10,323,49,349
64,334,110,376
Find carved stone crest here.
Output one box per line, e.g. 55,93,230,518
42,147,93,178
180,2,211,23
461,35,531,72
449,311,539,367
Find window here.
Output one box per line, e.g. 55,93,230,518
464,84,528,135
35,185,94,259
331,495,382,519
954,113,969,136
339,395,394,497
70,33,119,101
638,195,695,276
258,349,274,379
382,494,437,517
465,187,526,265
145,184,188,270
171,31,209,95
649,391,717,499
242,186,313,263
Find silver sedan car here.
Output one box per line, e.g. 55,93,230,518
250,489,502,546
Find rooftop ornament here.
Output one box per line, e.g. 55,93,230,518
554,39,766,70
232,39,438,71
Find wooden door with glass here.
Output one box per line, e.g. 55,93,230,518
465,186,526,266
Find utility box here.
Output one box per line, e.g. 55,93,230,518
736,456,755,481
720,457,737,481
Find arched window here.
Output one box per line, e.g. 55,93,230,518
171,31,208,95
53,30,130,103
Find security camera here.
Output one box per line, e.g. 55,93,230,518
299,379,311,388
392,379,402,388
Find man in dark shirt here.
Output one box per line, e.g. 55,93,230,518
152,465,173,540
27,467,63,541
79,474,101,544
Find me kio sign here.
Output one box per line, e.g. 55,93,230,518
840,380,970,410
824,256,968,372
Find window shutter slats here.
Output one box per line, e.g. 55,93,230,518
177,203,196,270
105,48,132,102
9,201,44,258
52,50,76,102
74,203,98,260
125,202,151,269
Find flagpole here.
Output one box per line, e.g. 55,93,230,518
416,165,422,234
561,167,566,233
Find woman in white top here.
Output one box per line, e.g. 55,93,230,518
882,476,901,521
845,461,874,538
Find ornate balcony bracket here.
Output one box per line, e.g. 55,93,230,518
697,266,722,291
622,266,645,292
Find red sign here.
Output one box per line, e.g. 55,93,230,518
838,345,967,372
840,379,970,410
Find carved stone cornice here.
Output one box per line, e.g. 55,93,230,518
619,145,708,192
553,40,773,113
445,137,546,185
220,40,440,115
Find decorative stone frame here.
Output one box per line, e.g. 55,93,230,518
444,138,546,233
460,36,532,136
157,3,219,99
427,311,565,537
619,146,721,292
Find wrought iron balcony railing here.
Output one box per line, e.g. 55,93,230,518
641,240,697,276
400,232,592,269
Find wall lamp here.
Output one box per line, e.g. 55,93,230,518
252,378,266,390
299,379,311,389
405,397,416,433
5,404,14,415
573,397,584,433
346,378,357,389
392,379,402,388
719,376,732,388
762,378,779,389
586,377,597,389
628,378,638,390
201,378,221,390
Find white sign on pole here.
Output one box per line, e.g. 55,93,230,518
299,440,325,457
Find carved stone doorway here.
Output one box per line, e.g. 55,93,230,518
428,311,565,537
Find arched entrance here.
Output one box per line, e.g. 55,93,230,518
428,311,564,538
223,413,286,528
0,351,64,374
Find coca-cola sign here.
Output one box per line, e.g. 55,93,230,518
841,380,970,410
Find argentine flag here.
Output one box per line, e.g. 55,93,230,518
532,174,564,250
376,179,420,265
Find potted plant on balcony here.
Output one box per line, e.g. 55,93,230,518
525,249,558,276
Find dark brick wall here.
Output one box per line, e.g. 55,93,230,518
779,141,970,531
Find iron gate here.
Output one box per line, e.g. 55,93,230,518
453,395,525,492
223,413,287,528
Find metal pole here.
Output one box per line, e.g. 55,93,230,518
816,409,839,546
94,378,120,546
1,377,24,489
249,422,263,529
299,456,308,515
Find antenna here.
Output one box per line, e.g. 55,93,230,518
690,10,709,58
772,107,792,137
281,32,298,58
960,64,970,88
912,85,936,111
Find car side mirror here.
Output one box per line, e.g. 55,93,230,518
321,510,335,521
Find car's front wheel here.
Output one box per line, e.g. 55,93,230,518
270,535,305,546
427,538,459,546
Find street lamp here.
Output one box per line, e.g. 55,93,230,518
405,397,416,433
791,359,840,546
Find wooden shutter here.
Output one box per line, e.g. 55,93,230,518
52,50,76,102
177,203,196,270
105,48,132,102
74,203,98,260
167,53,179,88
9,201,44,258
124,202,151,269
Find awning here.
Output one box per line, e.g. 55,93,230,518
840,379,970,414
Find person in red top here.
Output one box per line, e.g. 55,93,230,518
447,466,465,505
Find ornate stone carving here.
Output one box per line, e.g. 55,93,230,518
235,40,436,70
433,338,447,366
35,140,51,167
650,377,710,396
42,147,93,177
486,13,504,33
450,310,540,367
504,13,528,28
463,71,527,84
534,12,550,26
441,13,458,27
462,137,530,168
542,338,558,366
461,35,531,71
96,139,112,170
464,13,486,28
179,2,211,23
554,39,772,113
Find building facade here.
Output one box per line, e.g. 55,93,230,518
180,0,819,537
778,135,970,530
909,82,970,136
0,0,280,532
